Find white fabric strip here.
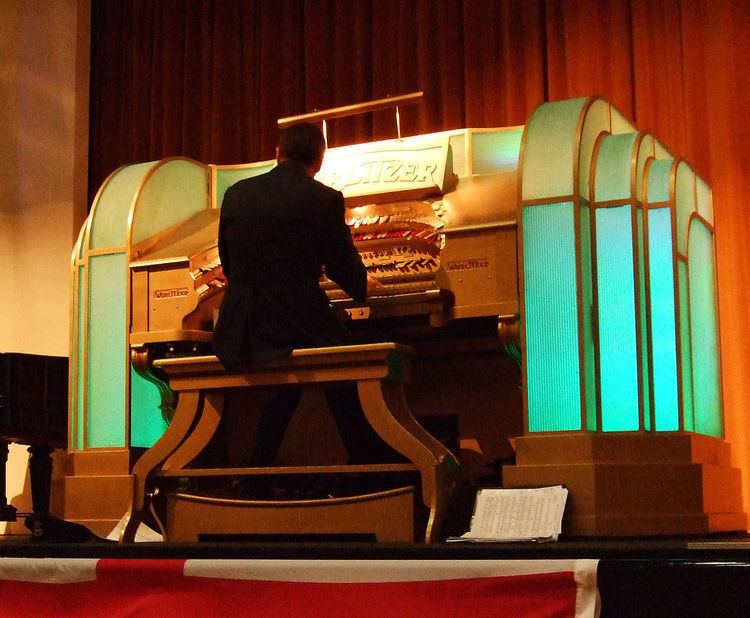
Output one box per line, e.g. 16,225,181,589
0,558,98,583
184,558,599,584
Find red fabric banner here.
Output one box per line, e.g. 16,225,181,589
0,558,598,617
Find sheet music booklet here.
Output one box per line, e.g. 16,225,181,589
448,485,568,543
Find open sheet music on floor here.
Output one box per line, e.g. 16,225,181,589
448,486,568,543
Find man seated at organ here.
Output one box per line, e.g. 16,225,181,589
213,122,396,467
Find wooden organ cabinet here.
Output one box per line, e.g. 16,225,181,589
64,95,745,540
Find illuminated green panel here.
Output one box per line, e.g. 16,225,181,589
688,221,722,437
596,206,639,431
579,201,596,431
578,99,611,202
471,130,523,174
131,160,209,246
130,367,169,448
87,253,126,447
635,136,654,203
523,202,582,432
522,98,588,200
216,164,274,208
648,208,679,431
594,133,638,202
636,207,651,430
647,159,673,203
448,133,466,176
674,163,694,255
696,177,713,225
90,162,156,249
678,261,694,431
75,265,85,450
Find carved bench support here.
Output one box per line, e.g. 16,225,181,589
121,343,459,543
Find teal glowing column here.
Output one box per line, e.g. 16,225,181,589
688,219,722,436
647,207,680,430
595,205,640,430
86,252,127,447
523,202,582,431
519,97,618,433
591,132,643,432
645,159,680,431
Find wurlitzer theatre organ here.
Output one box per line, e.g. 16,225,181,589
66,96,744,539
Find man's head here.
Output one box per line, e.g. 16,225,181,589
276,122,326,176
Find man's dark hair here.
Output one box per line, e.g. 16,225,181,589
278,122,326,167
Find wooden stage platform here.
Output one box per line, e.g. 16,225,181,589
0,531,748,617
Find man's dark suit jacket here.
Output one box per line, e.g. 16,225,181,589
212,160,366,369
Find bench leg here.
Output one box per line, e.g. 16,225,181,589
162,391,224,472
357,379,459,542
120,390,202,542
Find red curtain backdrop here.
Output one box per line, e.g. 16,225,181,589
88,0,750,520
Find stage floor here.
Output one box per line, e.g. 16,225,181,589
1,532,749,616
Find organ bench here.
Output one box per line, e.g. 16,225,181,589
120,343,459,543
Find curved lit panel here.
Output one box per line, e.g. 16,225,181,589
689,220,722,437
215,163,275,209
646,159,672,203
594,133,638,202
90,162,156,250
674,162,695,256
521,98,589,201
131,159,210,246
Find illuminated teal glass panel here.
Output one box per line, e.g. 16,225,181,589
646,159,673,203
578,99,610,202
87,253,126,447
523,202,582,432
216,164,274,208
75,265,85,450
472,130,523,174
635,136,654,202
130,367,169,448
647,208,679,431
636,207,651,430
90,162,155,249
594,133,638,202
522,97,588,200
696,178,713,225
675,163,694,256
596,206,639,431
678,261,694,431
131,160,209,246
579,202,596,431
688,222,722,437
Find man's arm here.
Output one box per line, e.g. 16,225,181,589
217,188,234,280
322,192,367,303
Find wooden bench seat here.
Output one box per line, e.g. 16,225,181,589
120,343,459,543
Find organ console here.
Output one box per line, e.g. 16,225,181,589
129,128,521,360
126,125,523,488
70,95,745,539
117,120,525,541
